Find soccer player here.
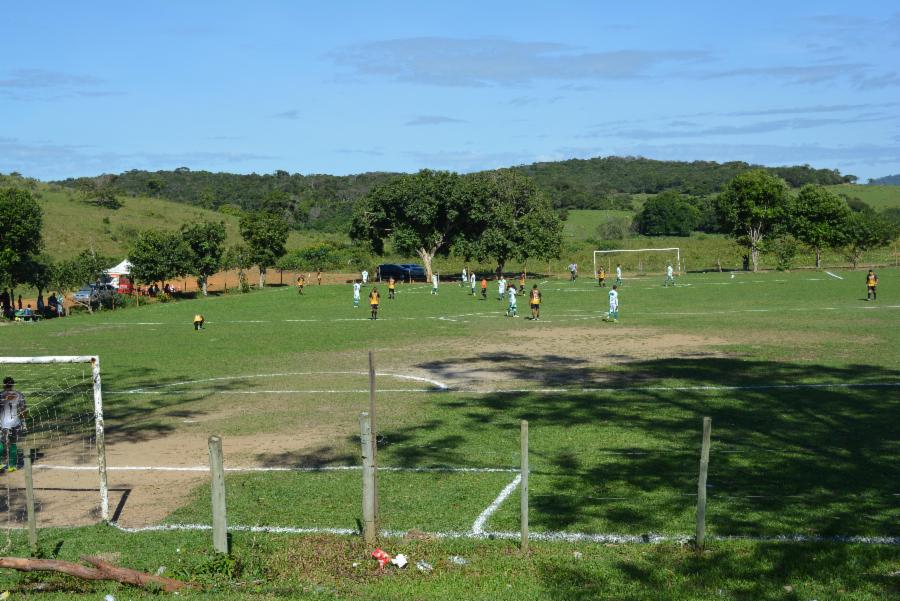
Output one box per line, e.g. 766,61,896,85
481,277,488,300
664,263,675,287
316,269,322,286
518,272,526,295
388,277,396,300
193,314,205,330
297,274,305,295
369,287,380,320
353,280,361,308
604,285,619,323
1,376,27,472
529,284,542,320
362,269,369,285
431,273,439,295
506,284,518,317
498,276,507,300
598,266,606,287
461,267,468,287
470,272,477,296
569,263,577,281
615,264,623,286
866,270,878,301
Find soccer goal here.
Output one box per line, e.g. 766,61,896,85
0,356,108,524
593,248,682,278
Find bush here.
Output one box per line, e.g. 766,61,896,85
766,235,800,271
596,217,633,241
633,191,700,236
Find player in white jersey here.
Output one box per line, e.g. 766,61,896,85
604,285,619,323
469,273,477,296
497,277,507,300
506,284,518,317
461,267,468,287
431,273,439,295
664,263,675,287
615,264,623,286
1,376,27,472
352,280,361,308
361,270,369,285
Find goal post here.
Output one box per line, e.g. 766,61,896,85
593,248,681,278
0,355,109,523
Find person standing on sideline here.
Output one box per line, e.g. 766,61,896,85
866,270,878,301
604,285,619,323
316,269,322,286
461,267,468,287
369,287,380,320
664,263,675,287
529,284,542,320
615,264,623,286
388,277,396,300
431,273,439,295
506,284,518,317
498,276,507,300
362,269,369,285
1,377,27,472
353,280,361,308
469,272,477,296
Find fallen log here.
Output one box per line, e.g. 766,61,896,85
0,556,194,592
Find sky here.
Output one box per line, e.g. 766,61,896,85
2,1,899,181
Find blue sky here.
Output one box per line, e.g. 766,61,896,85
2,1,899,181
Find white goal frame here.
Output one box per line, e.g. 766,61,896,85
0,355,109,522
593,248,681,277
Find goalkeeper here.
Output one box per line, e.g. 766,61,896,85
1,377,27,472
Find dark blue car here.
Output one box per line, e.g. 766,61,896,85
377,263,427,282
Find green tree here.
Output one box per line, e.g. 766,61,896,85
350,170,463,281
224,244,254,292
455,170,562,274
181,221,227,296
790,184,851,268
52,249,113,314
716,170,791,272
128,230,191,291
633,191,700,236
841,210,897,269
0,187,43,288
239,211,289,288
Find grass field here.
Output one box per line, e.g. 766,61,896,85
829,184,900,210
1,268,898,598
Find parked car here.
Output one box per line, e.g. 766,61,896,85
377,263,427,282
73,283,117,305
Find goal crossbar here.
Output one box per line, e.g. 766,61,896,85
0,355,108,522
593,248,681,276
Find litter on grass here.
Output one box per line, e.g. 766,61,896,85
449,555,468,565
372,548,392,568
391,554,408,568
416,560,434,573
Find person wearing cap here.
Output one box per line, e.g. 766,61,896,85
1,377,27,472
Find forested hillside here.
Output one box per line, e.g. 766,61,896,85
53,157,856,233
868,174,900,185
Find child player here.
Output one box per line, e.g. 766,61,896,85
353,280,361,308
296,274,305,295
604,284,619,323
615,264,623,286
193,314,205,331
506,283,518,317
664,263,675,287
431,273,439,295
481,277,488,300
470,272,477,296
518,272,526,295
529,284,542,320
498,275,507,300
369,287,380,320
866,270,878,301
598,266,606,287
388,277,396,300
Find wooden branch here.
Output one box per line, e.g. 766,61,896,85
0,556,194,592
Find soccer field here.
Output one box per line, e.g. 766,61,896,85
2,268,898,543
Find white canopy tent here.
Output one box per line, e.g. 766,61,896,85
105,259,131,286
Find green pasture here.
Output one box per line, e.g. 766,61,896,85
828,184,900,210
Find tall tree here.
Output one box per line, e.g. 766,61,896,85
633,191,701,236
128,230,191,290
716,170,791,272
791,184,851,268
0,187,43,288
52,249,112,314
224,244,254,292
350,170,463,281
456,170,562,273
841,209,897,269
181,221,227,296
239,211,289,288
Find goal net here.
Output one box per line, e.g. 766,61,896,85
0,356,108,529
593,248,681,278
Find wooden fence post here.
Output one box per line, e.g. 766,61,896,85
360,413,376,545
695,417,712,550
368,351,379,521
24,453,37,555
208,435,228,554
520,420,529,553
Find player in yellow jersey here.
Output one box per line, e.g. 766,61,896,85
598,267,606,287
369,287,380,320
296,275,305,295
388,277,396,300
866,270,878,301
193,314,205,330
529,284,542,320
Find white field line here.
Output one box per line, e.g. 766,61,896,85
825,271,844,280
471,473,522,535
105,522,900,545
34,464,518,474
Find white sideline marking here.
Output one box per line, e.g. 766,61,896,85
825,271,844,280
107,523,900,545
471,474,522,535
34,464,518,474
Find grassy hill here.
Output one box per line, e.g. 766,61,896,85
33,183,311,260
827,184,900,210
